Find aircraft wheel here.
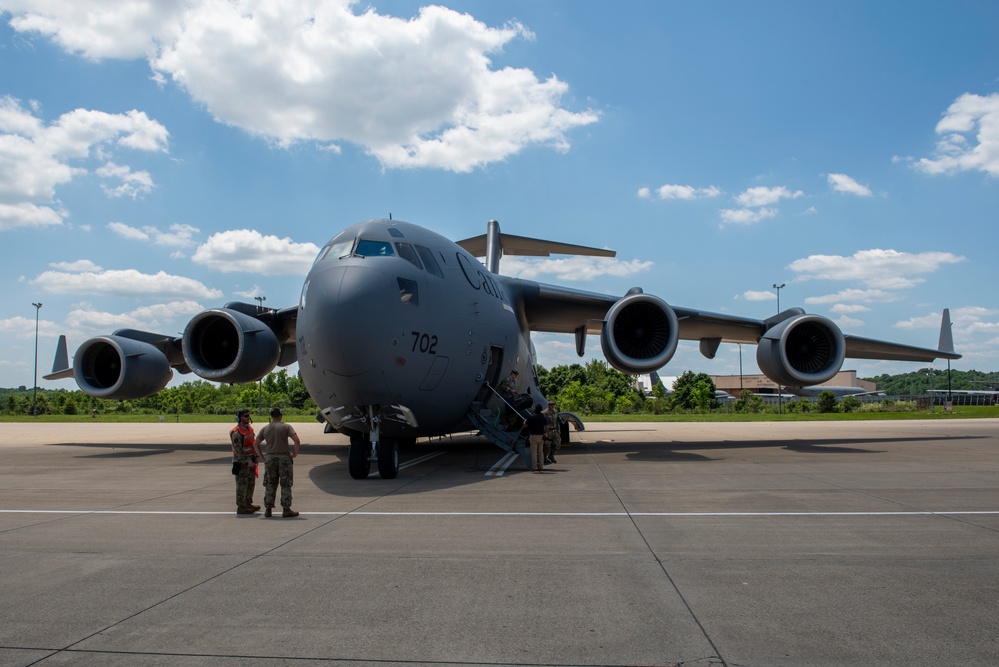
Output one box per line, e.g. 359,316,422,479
348,436,370,480
377,437,400,479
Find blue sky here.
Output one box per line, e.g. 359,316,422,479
2,0,997,392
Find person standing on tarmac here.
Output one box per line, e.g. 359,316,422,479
543,400,561,465
230,408,260,515
252,407,301,517
524,404,547,473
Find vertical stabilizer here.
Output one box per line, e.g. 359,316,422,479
51,334,69,373
937,309,955,355
43,334,75,380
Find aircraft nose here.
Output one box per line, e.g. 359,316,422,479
299,264,395,377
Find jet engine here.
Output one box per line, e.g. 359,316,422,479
600,291,679,374
756,314,846,387
73,335,172,400
182,308,280,383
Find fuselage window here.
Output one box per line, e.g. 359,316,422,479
395,242,424,270
397,277,419,305
415,245,443,278
355,239,394,257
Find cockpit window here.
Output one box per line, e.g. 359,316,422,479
354,239,394,257
395,243,423,269
415,245,443,278
314,238,355,265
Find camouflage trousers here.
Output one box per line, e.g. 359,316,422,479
264,454,294,509
234,461,256,510
544,436,561,460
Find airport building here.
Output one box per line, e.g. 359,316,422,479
709,370,875,397
636,371,875,397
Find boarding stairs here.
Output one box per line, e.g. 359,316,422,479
467,388,531,469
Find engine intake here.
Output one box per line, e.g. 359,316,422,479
73,335,172,400
756,314,846,387
183,308,280,383
600,292,679,374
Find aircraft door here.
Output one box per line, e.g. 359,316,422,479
476,345,504,403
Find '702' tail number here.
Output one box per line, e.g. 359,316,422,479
411,331,438,354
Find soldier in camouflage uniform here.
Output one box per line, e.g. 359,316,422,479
230,408,260,515
496,369,520,429
543,400,562,465
252,407,302,517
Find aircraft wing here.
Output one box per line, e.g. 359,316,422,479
509,278,779,343
505,276,960,363
840,335,959,362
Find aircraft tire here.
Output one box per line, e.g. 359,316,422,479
377,437,400,479
348,436,370,480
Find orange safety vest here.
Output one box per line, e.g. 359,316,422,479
230,425,256,458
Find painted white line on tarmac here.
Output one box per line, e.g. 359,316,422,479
485,451,519,477
369,450,445,478
0,509,999,519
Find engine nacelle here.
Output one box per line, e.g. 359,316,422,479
756,314,846,387
73,335,172,400
600,292,679,374
182,308,280,383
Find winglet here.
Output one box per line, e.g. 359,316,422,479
42,335,75,381
937,308,955,355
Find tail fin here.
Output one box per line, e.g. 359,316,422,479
937,309,955,355
456,219,615,274
43,335,74,381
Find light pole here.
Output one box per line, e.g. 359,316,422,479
255,296,266,414
771,284,785,414
32,302,42,417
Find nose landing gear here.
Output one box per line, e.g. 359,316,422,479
347,407,400,480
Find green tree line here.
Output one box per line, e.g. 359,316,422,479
1,368,315,417
4,364,993,417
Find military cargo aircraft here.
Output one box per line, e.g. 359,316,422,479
46,218,960,479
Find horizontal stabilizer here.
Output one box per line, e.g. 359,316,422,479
456,219,615,274
456,232,616,259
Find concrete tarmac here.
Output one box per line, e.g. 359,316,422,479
1,419,998,666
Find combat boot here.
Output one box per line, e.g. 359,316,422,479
264,507,273,517
236,507,256,515
249,504,261,511
282,508,300,518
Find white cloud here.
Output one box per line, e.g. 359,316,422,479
0,96,168,230
49,259,103,272
896,306,999,336
3,1,598,173
31,268,222,299
741,290,775,302
719,207,778,225
735,186,803,207
108,221,199,247
645,183,722,200
499,256,652,282
804,289,901,305
829,303,871,314
64,300,205,333
834,315,864,329
827,173,872,196
95,161,154,198
914,92,999,176
192,229,320,275
789,249,965,285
